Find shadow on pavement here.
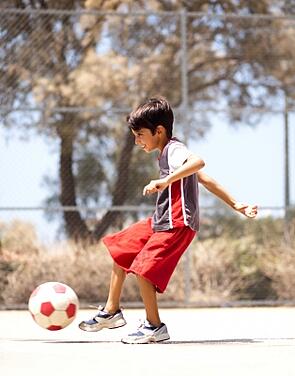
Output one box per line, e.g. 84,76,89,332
1,338,262,345
3,338,295,346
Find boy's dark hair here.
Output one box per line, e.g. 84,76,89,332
127,97,174,139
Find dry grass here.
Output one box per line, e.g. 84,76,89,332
1,219,294,306
1,238,141,305
0,220,142,305
190,239,247,302
259,224,295,300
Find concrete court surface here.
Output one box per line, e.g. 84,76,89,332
1,307,295,376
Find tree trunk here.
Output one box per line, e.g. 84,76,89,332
57,120,91,240
94,129,134,240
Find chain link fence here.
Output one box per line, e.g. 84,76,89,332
0,6,295,306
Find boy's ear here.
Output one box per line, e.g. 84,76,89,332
156,125,165,135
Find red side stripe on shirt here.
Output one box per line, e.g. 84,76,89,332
170,180,185,227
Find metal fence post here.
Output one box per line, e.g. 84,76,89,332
180,9,191,305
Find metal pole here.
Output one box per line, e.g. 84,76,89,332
284,94,290,219
180,9,191,305
180,9,189,135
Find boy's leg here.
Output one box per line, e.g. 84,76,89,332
121,275,170,344
79,262,127,332
136,275,161,327
105,261,126,313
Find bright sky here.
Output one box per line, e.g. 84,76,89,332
0,113,294,243
192,113,294,208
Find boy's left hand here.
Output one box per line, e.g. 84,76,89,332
143,178,169,196
233,202,258,218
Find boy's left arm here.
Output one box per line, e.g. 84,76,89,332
197,171,258,218
143,154,205,196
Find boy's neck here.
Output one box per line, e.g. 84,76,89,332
158,135,171,153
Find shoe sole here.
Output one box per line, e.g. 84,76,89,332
121,333,170,344
79,318,127,332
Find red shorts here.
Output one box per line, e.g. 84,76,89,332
102,218,196,293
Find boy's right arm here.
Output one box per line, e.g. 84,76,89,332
197,171,258,218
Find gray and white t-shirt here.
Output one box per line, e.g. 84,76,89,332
152,138,199,232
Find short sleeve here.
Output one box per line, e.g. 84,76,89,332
168,142,191,172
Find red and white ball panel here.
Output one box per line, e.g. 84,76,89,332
28,282,79,331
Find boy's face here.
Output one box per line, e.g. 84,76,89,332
131,127,162,153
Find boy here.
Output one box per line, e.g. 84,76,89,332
79,97,257,344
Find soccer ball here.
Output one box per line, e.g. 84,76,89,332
28,282,79,331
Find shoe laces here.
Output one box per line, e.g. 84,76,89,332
88,304,104,311
136,319,145,329
88,304,124,315
136,319,154,330
85,305,104,320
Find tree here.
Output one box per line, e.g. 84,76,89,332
0,0,294,240
1,0,134,240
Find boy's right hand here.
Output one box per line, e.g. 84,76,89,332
143,177,169,196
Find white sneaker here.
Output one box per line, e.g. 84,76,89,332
121,320,170,344
79,307,126,332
